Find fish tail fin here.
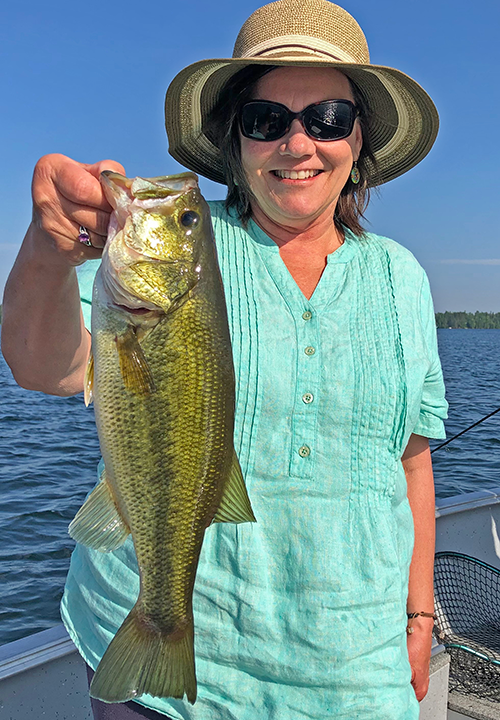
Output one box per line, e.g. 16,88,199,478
90,604,197,704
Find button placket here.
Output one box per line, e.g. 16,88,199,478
290,308,320,478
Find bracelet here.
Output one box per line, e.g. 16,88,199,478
406,611,436,635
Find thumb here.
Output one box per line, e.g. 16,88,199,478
83,159,126,180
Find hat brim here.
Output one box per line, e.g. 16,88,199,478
165,57,439,187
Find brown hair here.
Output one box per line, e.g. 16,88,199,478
204,65,379,237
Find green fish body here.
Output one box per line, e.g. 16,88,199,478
69,172,255,704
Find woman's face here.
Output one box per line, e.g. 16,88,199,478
240,66,363,232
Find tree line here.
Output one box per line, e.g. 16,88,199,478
435,312,500,329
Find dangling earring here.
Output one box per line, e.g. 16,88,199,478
233,178,239,186
350,161,360,185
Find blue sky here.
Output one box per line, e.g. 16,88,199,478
1,0,499,311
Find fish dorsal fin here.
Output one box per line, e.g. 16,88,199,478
212,452,256,524
69,466,131,551
116,328,156,395
84,351,94,407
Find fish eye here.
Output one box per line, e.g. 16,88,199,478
180,211,200,228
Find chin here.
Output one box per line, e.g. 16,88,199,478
274,203,329,223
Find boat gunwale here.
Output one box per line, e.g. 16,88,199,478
0,624,77,681
435,487,500,517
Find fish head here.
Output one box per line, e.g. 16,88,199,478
100,171,210,314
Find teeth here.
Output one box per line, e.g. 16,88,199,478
275,169,320,179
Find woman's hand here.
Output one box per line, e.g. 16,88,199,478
406,615,434,702
31,153,125,266
2,154,125,395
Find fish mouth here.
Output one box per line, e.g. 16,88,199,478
101,171,199,207
114,304,157,316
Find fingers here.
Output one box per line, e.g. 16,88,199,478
411,672,429,703
31,154,126,264
54,187,110,249
36,155,125,212
82,159,127,183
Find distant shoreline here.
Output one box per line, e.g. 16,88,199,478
435,312,500,329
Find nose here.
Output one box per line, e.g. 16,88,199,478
278,119,316,158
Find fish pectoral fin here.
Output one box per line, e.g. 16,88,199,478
69,466,130,551
212,451,257,524
116,328,156,395
84,351,95,407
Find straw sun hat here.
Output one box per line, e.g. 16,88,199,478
165,0,438,187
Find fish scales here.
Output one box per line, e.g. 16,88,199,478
94,295,233,624
69,172,255,705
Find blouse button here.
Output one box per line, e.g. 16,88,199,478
302,393,314,404
298,445,311,458
304,346,316,356
302,310,312,321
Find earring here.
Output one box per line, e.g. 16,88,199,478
233,178,239,186
350,161,360,185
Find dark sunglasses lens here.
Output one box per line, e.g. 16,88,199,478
304,102,354,140
240,103,289,140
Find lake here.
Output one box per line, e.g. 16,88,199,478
1,329,500,646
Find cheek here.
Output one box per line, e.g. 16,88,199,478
323,138,357,170
240,137,274,180
240,137,255,177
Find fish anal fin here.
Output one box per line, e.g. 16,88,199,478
90,604,197,704
84,351,94,407
69,467,130,551
212,452,256,524
116,328,156,395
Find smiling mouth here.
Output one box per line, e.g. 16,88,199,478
272,169,322,180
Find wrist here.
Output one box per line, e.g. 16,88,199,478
406,611,436,635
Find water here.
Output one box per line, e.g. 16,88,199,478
430,330,500,498
1,329,500,646
0,357,101,646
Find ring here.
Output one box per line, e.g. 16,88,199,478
78,226,93,247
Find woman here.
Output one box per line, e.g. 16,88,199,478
1,0,447,718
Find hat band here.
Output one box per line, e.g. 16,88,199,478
237,35,359,63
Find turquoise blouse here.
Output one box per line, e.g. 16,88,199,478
62,202,447,720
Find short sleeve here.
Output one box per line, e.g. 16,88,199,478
76,260,101,331
412,273,448,439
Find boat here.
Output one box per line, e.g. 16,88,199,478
1,486,499,720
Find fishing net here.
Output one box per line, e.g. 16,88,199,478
434,552,500,701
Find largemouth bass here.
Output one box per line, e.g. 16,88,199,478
69,172,256,704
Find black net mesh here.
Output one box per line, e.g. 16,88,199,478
434,552,500,700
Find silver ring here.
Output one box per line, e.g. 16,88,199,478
78,226,93,247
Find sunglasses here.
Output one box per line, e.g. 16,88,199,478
239,99,359,142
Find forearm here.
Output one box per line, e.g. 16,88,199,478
402,433,436,701
1,222,90,396
404,437,435,617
